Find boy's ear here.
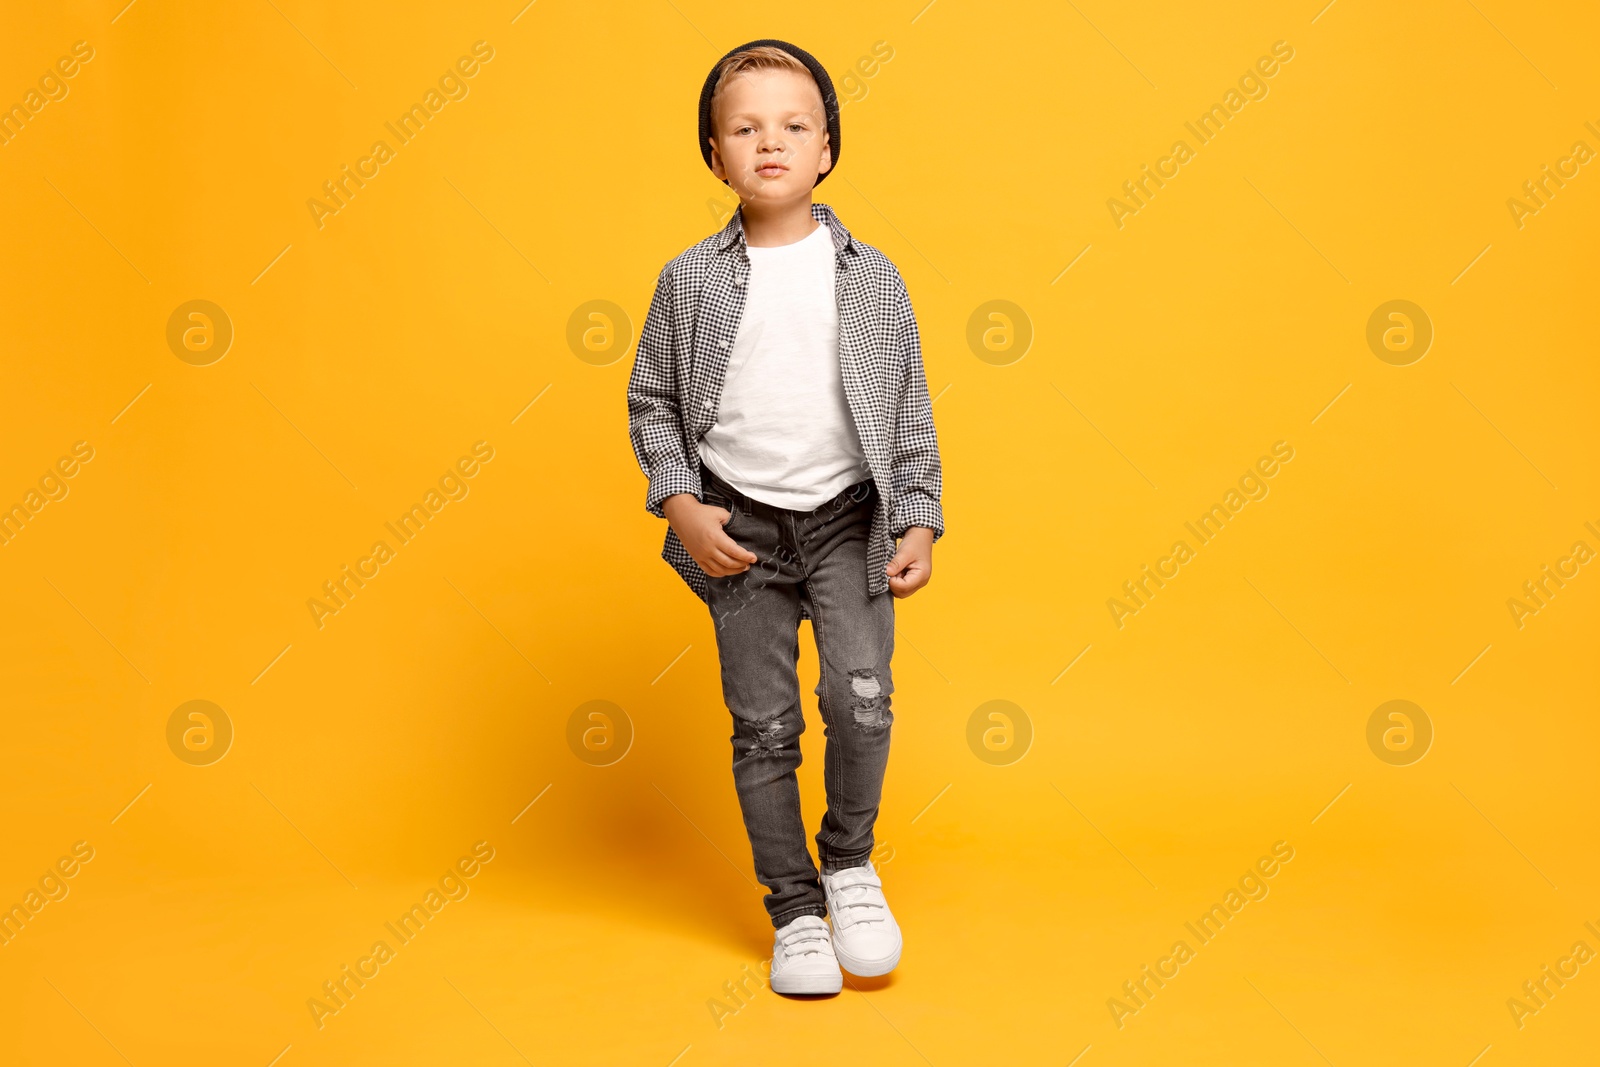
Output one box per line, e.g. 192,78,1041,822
708,136,725,180
818,132,832,175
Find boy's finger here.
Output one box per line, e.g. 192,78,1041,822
706,546,752,572
891,572,924,595
716,530,758,563
892,559,927,584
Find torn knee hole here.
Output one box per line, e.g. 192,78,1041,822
847,669,889,728
748,717,786,757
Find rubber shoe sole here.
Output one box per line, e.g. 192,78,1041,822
770,969,843,995
834,939,901,977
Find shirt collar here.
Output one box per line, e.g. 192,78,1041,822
717,201,854,258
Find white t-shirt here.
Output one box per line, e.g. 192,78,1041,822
699,221,868,511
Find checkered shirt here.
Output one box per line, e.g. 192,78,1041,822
626,202,944,603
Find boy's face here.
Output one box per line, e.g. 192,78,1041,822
707,68,832,205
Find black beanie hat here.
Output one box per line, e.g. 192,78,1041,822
698,39,840,188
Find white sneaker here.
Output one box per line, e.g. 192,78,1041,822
822,862,902,976
769,915,842,995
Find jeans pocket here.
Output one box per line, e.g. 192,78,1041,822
703,494,742,541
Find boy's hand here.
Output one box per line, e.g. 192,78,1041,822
663,494,758,577
886,527,935,598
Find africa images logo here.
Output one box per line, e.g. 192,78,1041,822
1106,41,1296,229
307,442,495,629
306,842,495,1029
306,42,495,230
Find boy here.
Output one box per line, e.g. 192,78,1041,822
626,39,943,995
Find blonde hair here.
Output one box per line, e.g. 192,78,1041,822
708,46,820,128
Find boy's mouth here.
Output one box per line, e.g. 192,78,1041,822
755,162,789,178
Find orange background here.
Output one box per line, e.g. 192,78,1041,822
1,1,1596,1064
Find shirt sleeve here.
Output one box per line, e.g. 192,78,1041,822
887,267,945,541
626,263,702,518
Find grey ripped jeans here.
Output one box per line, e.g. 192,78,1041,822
699,460,895,929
